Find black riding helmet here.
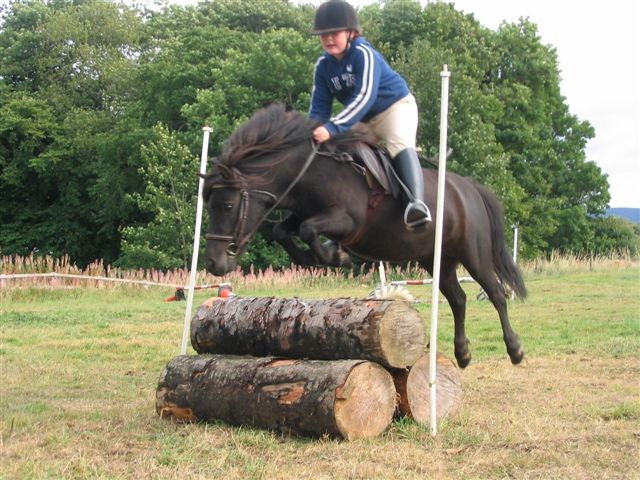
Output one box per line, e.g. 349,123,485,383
311,0,360,35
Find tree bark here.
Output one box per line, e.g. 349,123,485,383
391,352,463,423
156,354,396,440
190,297,425,369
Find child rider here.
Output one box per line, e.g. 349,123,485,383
308,0,431,230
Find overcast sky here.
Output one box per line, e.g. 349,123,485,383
452,0,639,208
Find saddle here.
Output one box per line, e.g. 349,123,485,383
339,142,449,198
352,142,402,198
324,141,401,199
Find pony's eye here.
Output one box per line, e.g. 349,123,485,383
223,202,233,211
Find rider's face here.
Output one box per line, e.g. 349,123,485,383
320,30,351,59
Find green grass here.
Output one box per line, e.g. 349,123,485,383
1,267,639,479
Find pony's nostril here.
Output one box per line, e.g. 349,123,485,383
206,259,217,273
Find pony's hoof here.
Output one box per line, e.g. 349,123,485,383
337,250,352,268
456,352,472,369
509,348,525,365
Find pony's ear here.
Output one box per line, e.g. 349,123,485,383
197,172,207,179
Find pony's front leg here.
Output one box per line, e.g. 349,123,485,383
298,208,355,267
272,214,319,267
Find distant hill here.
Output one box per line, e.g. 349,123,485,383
606,208,640,223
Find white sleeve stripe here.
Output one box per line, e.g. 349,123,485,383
331,45,375,125
332,45,372,124
309,56,326,114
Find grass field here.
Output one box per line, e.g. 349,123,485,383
1,265,639,479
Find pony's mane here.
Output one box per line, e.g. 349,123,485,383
204,103,375,191
219,104,316,168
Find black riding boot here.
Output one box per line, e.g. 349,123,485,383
392,148,431,230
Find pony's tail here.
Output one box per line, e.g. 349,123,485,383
476,184,527,299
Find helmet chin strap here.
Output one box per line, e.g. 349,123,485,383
341,30,354,57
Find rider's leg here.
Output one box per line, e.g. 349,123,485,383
367,94,431,229
391,147,431,229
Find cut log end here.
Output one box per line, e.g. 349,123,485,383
379,301,425,368
334,362,396,440
393,352,463,424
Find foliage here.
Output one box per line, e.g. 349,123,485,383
0,0,146,265
116,124,200,270
588,216,640,256
236,230,292,271
0,0,627,271
181,27,318,152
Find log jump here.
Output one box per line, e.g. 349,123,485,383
157,296,463,439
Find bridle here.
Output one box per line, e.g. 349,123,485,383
205,140,320,256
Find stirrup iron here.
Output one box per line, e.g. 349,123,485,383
403,200,432,229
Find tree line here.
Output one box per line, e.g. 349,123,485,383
1,0,637,271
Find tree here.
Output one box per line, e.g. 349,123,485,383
0,91,60,256
589,216,639,256
360,0,426,60
197,0,311,34
116,124,199,269
392,4,526,229
182,28,319,153
0,0,146,265
489,19,608,256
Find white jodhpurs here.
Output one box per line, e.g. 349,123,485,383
365,94,418,157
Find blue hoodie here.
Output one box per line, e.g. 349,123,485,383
309,36,410,136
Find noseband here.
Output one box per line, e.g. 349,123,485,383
205,140,320,256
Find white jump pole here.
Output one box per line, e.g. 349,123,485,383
429,64,451,435
180,126,213,355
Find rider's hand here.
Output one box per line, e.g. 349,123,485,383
313,126,331,143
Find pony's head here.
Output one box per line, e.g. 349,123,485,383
202,104,317,275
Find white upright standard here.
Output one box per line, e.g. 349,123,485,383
181,126,213,355
429,65,451,435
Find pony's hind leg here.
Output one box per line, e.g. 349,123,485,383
420,257,472,368
464,257,524,365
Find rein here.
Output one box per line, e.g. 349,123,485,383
205,140,321,256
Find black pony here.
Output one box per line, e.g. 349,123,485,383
202,104,526,368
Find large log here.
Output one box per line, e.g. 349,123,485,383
156,354,396,440
391,352,463,423
191,297,425,369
